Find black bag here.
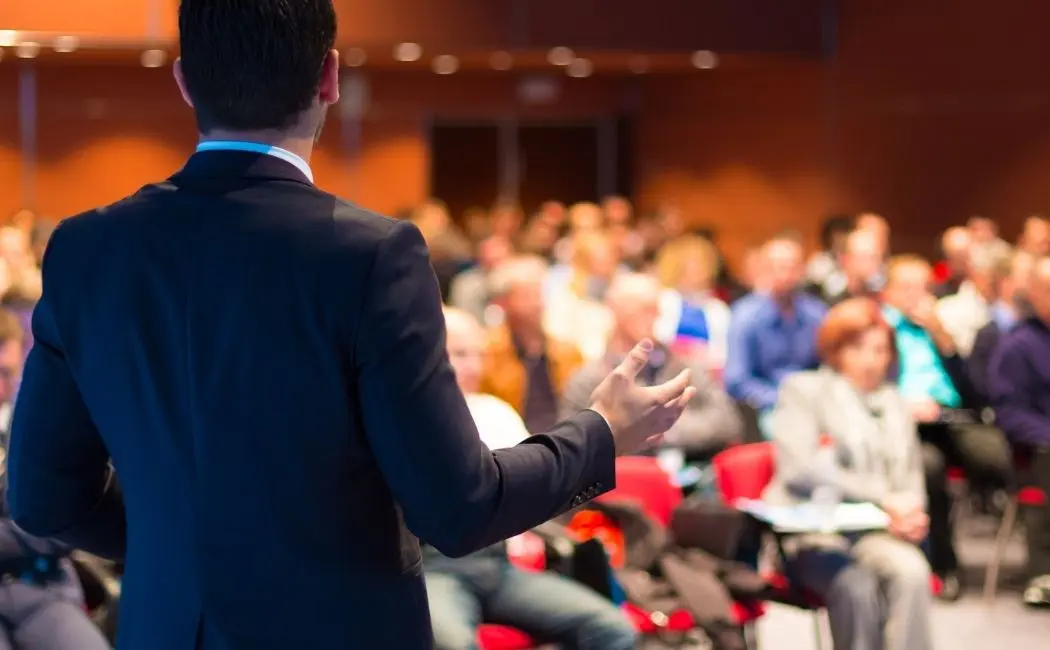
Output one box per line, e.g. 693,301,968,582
670,497,763,563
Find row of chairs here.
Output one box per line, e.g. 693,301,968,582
484,440,1036,650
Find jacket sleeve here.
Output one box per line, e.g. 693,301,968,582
967,323,997,407
989,339,1050,447
354,221,616,558
6,222,126,560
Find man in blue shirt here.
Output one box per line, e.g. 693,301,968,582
882,254,1010,599
725,233,826,425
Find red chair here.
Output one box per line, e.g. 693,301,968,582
598,456,766,646
476,533,545,650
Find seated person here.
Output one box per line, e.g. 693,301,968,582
724,233,826,431
764,298,933,650
560,273,742,469
968,248,1032,403
989,254,1050,607
425,307,637,650
0,310,110,650
481,255,583,433
882,254,1011,596
653,235,732,375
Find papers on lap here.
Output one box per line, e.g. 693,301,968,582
734,498,890,533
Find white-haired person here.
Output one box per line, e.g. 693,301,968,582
422,306,637,650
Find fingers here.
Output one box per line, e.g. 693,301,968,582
647,368,692,404
614,339,654,381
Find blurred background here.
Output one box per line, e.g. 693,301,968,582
5,0,1050,268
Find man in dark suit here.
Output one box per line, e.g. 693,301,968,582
3,2,695,649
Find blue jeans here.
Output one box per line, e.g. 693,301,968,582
425,562,637,650
0,559,110,650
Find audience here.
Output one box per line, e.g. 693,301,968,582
653,235,732,373
935,243,1003,356
544,230,619,361
881,254,1011,596
935,226,973,298
968,215,1011,260
448,235,514,324
969,249,1034,404
480,255,583,433
988,255,1050,607
425,307,638,650
725,233,826,427
1019,215,1050,257
764,298,933,650
805,213,855,297
819,227,886,305
559,273,742,463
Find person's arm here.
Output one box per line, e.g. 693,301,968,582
771,374,884,503
724,312,778,410
6,223,126,560
663,358,742,454
885,398,927,510
355,222,616,558
967,324,997,407
989,341,1050,447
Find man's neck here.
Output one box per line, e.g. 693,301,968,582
199,129,315,165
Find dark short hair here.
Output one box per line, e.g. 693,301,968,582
178,0,337,133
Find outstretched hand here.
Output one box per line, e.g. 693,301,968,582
588,339,697,455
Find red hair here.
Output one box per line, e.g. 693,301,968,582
816,298,897,370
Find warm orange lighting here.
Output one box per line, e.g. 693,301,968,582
547,47,574,66
344,48,366,67
0,31,16,48
691,50,718,69
432,55,459,75
490,51,513,71
15,42,40,59
393,42,422,62
566,58,592,78
141,49,167,68
53,36,79,53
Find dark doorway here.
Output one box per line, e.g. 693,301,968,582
429,122,501,221
517,123,600,215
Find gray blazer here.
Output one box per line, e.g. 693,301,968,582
762,368,926,510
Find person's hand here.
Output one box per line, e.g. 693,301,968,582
906,397,941,423
588,339,697,455
883,496,929,543
906,294,939,330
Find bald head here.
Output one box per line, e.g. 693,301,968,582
443,306,486,394
1021,216,1050,256
605,273,662,348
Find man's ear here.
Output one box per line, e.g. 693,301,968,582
172,58,194,108
318,49,341,105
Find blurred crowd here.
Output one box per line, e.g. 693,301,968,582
0,201,1048,650
416,196,1050,649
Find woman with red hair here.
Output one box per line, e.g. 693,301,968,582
763,298,932,650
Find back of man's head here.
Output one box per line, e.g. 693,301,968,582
177,0,337,133
605,273,661,314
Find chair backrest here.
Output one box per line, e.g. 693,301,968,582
711,442,776,502
597,456,682,527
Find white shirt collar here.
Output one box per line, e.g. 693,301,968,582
195,140,314,182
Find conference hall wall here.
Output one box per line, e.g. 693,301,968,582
4,1,1050,269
